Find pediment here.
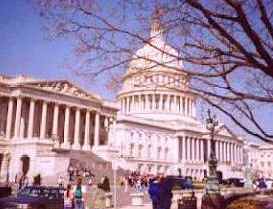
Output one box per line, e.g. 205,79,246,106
215,124,237,139
24,80,101,102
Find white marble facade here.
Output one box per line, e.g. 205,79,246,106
0,19,245,182
246,143,273,178
108,20,245,179
0,76,118,182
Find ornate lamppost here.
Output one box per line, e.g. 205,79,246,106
104,116,118,209
202,110,224,209
205,109,219,193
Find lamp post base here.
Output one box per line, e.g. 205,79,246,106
205,176,221,194
201,193,225,209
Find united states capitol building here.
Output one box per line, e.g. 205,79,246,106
0,19,246,183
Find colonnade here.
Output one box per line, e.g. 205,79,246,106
215,140,244,164
0,96,111,150
178,136,244,164
120,93,196,117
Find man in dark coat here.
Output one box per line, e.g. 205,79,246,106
148,177,161,209
158,177,173,209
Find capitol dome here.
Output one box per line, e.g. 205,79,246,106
126,32,183,76
118,13,196,121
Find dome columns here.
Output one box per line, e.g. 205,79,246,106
120,93,196,118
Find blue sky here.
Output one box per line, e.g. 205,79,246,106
0,0,271,143
0,0,113,99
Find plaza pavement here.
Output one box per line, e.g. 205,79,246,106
119,203,152,209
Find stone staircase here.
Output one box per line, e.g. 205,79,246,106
42,149,130,185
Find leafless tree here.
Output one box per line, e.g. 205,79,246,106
35,0,273,142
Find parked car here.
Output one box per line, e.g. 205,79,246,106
0,186,64,209
0,186,12,198
257,178,267,189
224,178,245,187
165,176,193,190
265,178,273,189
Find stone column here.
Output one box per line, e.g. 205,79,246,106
231,143,234,164
186,137,190,160
234,144,238,164
231,143,234,163
138,95,141,112
215,140,218,161
188,99,191,116
207,138,211,160
223,141,227,162
83,110,91,150
94,112,100,147
192,138,196,162
6,98,14,139
196,138,200,161
132,95,135,112
166,95,170,112
126,97,130,114
192,101,196,117
185,97,186,116
152,94,156,110
179,96,183,114
145,94,149,111
182,97,185,115
123,98,126,113
27,99,35,138
174,95,177,112
182,136,186,161
120,98,124,112
73,108,81,150
159,94,163,111
63,106,70,149
40,101,48,139
52,103,59,138
227,143,230,162
200,139,204,162
14,97,22,138
219,141,223,162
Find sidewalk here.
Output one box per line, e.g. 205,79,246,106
119,203,152,209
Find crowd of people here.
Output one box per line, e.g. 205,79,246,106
13,166,273,209
63,175,111,209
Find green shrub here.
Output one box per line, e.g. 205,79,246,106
193,183,204,190
226,199,265,209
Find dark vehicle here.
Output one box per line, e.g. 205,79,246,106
0,186,12,198
0,186,64,209
165,176,193,190
258,178,267,189
224,178,244,187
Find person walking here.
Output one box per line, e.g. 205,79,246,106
148,177,161,209
158,176,173,209
73,178,86,209
64,184,73,209
99,176,111,192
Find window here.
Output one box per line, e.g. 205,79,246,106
147,145,152,159
157,147,162,160
130,143,134,157
164,148,168,160
138,144,143,158
165,137,168,144
268,161,271,167
261,161,264,167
